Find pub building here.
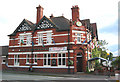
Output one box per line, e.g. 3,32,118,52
8,5,98,73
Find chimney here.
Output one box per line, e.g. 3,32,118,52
36,5,44,24
50,14,54,18
71,5,79,22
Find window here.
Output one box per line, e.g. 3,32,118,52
2,59,5,64
77,33,81,42
14,55,19,66
26,54,29,63
44,54,51,66
38,33,43,44
19,35,24,45
47,32,52,44
58,53,66,66
26,35,31,45
34,54,37,63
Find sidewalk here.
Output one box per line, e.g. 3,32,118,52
2,70,116,79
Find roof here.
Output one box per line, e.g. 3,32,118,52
0,46,8,56
81,19,98,40
50,16,70,31
8,16,98,39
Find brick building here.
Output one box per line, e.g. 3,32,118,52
0,46,8,70
8,5,98,73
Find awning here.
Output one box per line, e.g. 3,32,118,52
88,57,107,61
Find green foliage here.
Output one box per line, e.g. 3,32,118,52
111,56,120,70
92,40,112,60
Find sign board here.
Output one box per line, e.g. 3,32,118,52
49,47,67,51
73,26,85,30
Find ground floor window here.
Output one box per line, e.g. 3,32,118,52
58,53,66,66
34,54,37,63
14,55,19,66
44,54,51,66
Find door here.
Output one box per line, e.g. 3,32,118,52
77,57,82,72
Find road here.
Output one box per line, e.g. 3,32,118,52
1,71,118,82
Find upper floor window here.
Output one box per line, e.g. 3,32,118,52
20,35,24,45
47,32,52,44
38,33,43,44
26,35,31,45
77,33,81,43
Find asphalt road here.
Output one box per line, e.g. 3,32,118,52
1,71,118,82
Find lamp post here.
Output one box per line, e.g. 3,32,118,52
107,52,110,77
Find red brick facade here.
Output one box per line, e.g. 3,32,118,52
7,5,98,73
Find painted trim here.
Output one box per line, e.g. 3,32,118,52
72,30,85,33
19,33,32,35
37,30,52,33
52,34,70,37
7,65,74,68
8,50,74,55
8,57,74,59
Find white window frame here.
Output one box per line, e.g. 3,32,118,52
38,33,43,45
34,54,37,64
2,59,6,64
14,55,19,66
26,54,30,64
77,33,81,43
58,53,66,66
26,35,31,45
19,35,24,45
43,54,51,66
46,32,52,44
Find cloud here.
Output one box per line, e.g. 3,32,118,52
99,32,118,46
112,49,120,56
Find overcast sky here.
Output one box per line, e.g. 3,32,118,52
0,0,119,56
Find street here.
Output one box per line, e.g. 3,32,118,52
1,71,118,82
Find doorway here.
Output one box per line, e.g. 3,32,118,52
77,53,83,72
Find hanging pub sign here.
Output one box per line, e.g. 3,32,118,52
49,47,67,51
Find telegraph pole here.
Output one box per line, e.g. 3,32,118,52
68,28,70,74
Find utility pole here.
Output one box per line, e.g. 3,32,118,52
68,29,70,74
30,31,35,72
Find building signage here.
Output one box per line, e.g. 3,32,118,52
49,47,67,51
73,26,85,30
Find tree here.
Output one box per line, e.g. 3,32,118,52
92,40,108,59
111,56,120,70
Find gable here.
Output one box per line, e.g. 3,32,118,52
18,22,32,32
36,16,56,29
8,19,34,36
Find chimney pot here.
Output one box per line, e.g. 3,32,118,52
50,14,54,18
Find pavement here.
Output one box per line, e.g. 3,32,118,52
2,70,117,80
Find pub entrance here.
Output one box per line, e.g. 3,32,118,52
77,53,83,72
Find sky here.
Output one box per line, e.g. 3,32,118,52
0,0,119,56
